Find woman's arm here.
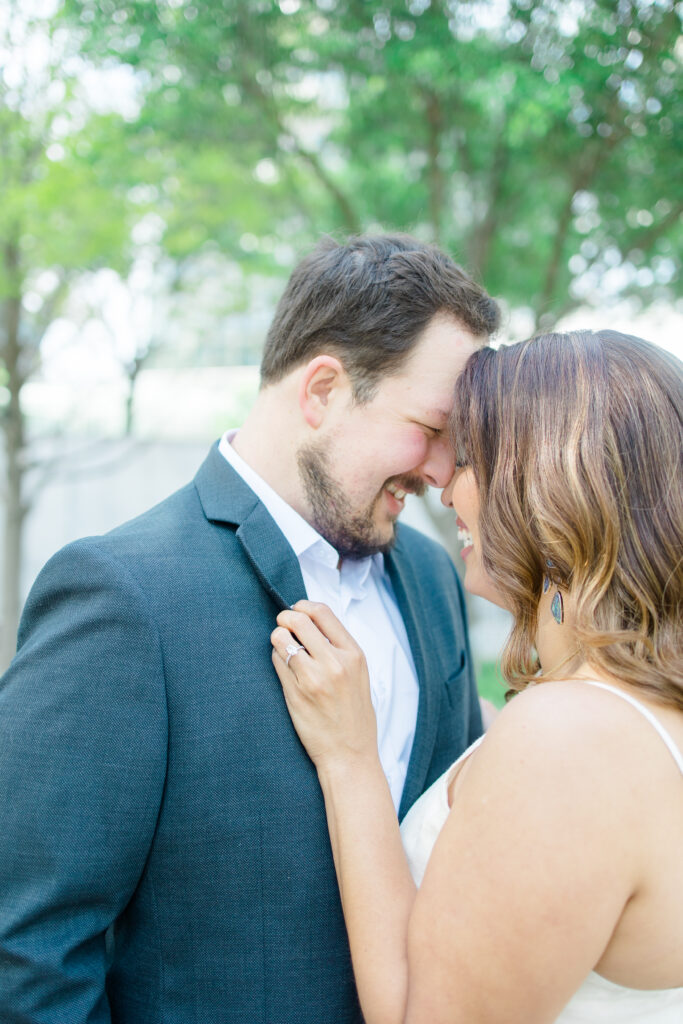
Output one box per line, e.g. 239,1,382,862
318,756,415,1024
272,605,643,1024
272,601,415,1024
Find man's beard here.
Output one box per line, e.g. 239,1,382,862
297,441,425,560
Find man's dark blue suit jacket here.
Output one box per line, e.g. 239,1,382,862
0,444,482,1023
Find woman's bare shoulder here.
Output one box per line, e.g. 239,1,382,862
468,676,679,807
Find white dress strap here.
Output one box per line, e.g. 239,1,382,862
576,679,683,775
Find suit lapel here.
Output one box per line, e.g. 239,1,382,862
194,443,307,611
195,446,443,812
386,536,442,821
237,505,307,611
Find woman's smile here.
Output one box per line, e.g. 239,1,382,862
456,515,473,557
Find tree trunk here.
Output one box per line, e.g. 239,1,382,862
124,359,141,437
468,130,509,278
1,262,27,672
425,91,445,246
1,404,25,672
533,189,576,334
533,128,624,333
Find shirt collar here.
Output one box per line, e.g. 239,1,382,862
340,553,378,599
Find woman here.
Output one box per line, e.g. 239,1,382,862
270,330,683,1024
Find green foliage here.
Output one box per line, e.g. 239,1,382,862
477,660,507,709
326,0,681,320
57,0,682,331
0,9,135,360
1,0,679,352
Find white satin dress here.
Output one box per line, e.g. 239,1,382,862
399,680,683,1023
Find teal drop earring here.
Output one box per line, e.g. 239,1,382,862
544,560,564,624
550,589,564,624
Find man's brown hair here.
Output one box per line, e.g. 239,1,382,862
260,234,500,401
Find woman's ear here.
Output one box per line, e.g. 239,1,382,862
298,355,348,428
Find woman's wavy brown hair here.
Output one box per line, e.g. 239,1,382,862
451,330,683,709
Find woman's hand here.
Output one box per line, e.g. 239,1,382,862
273,601,416,1024
271,600,378,773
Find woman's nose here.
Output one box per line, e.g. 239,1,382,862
440,474,455,508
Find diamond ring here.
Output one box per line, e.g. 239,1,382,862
285,642,305,667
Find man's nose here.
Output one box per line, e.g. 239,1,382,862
419,435,455,489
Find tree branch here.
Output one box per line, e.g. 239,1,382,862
468,124,510,276
234,22,361,235
423,89,445,246
629,201,683,254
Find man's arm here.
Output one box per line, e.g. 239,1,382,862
0,540,168,1022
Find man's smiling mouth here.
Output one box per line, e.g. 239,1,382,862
386,482,408,501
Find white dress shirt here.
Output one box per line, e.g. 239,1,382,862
219,430,419,811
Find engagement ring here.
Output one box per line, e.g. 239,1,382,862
285,642,305,666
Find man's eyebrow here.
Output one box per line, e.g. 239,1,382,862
424,409,450,422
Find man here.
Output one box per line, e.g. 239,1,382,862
0,234,499,1022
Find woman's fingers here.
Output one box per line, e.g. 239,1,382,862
273,605,368,695
278,601,359,652
270,626,310,673
293,600,359,648
275,608,340,662
270,613,378,769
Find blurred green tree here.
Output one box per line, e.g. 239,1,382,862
323,0,682,327
62,0,682,329
0,4,133,667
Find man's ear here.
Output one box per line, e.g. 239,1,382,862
298,355,348,428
